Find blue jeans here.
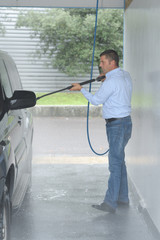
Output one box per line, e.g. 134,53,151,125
104,116,132,209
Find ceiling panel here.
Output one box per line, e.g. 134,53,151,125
0,0,124,8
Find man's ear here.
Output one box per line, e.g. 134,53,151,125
110,60,116,67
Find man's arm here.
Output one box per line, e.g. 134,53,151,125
70,74,106,92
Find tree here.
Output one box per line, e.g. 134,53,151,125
0,21,5,35
0,10,8,35
16,8,123,76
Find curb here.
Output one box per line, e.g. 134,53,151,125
31,105,102,117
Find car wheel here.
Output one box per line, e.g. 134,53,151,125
0,186,11,240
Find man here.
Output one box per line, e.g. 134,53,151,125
70,49,132,213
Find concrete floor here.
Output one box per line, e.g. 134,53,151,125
11,117,159,240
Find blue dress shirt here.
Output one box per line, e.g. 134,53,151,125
81,68,132,119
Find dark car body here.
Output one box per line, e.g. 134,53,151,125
0,50,36,240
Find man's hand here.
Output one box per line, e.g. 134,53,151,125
70,83,82,91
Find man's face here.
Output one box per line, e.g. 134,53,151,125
99,55,114,74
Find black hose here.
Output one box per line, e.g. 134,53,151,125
36,75,105,101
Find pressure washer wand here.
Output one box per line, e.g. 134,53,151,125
36,75,105,101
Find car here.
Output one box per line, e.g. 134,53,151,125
0,50,36,240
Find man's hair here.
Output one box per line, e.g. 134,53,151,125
100,49,119,67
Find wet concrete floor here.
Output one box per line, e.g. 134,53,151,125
11,117,159,240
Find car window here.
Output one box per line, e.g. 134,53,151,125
4,58,22,91
0,59,12,98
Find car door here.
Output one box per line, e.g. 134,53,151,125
0,56,28,199
3,55,34,207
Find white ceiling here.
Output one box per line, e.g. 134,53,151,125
0,0,124,8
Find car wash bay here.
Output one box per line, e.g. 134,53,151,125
11,117,159,240
1,0,160,238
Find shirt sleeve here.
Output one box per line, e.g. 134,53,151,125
80,80,114,106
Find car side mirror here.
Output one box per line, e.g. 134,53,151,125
8,90,36,110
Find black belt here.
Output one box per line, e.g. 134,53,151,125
105,116,129,123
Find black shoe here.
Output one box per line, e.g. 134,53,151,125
117,200,129,207
92,202,116,213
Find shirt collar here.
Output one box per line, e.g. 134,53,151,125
105,67,121,78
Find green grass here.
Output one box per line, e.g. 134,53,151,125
36,92,153,108
131,94,153,109
36,92,89,105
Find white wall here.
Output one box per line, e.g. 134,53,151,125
124,0,160,233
